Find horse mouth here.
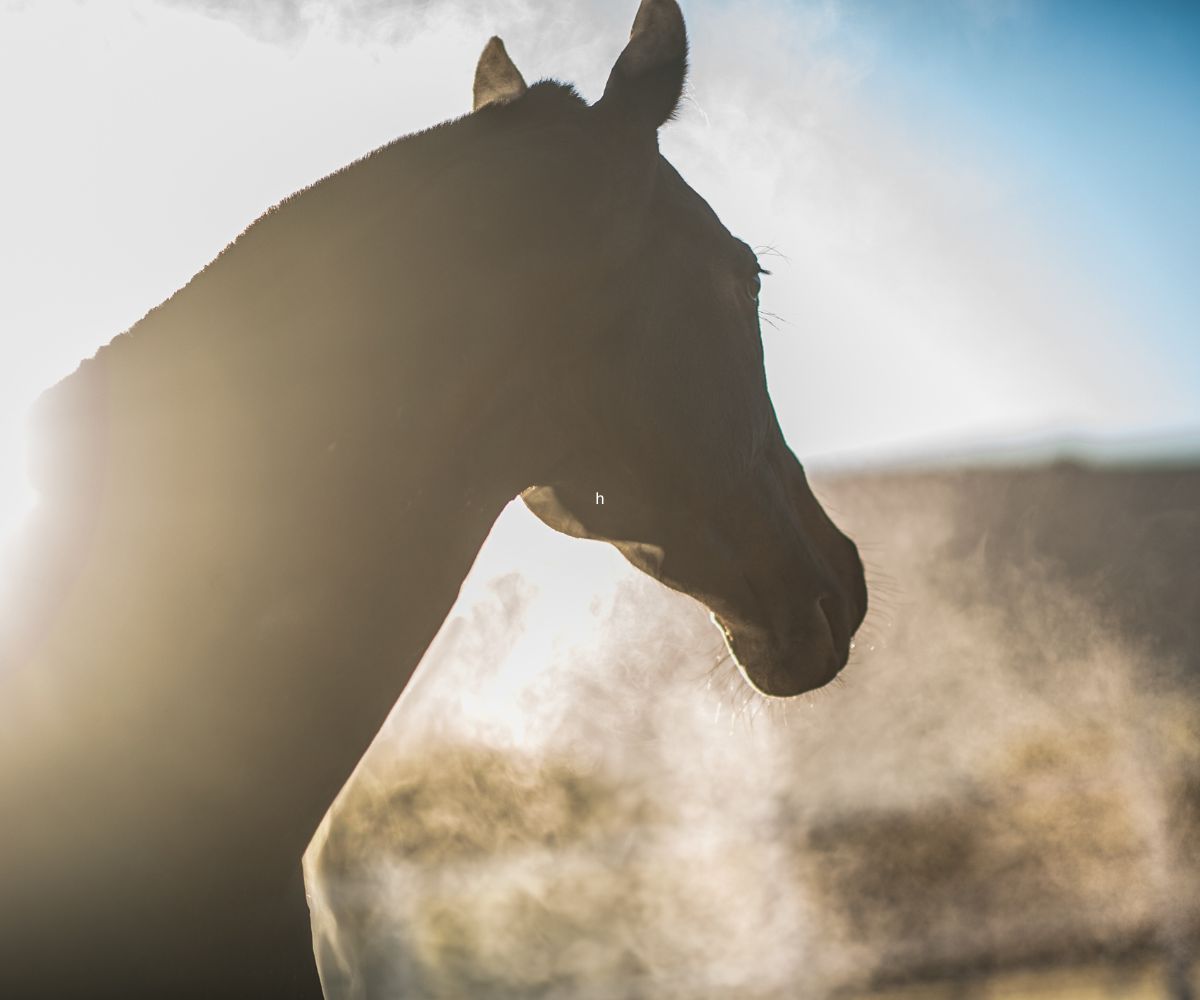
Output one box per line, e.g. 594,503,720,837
712,603,847,698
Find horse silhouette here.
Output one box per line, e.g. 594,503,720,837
0,2,865,996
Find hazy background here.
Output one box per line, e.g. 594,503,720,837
2,2,1198,997
304,464,1200,998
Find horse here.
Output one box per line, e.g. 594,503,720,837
0,1,866,996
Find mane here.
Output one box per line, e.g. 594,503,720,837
213,81,583,286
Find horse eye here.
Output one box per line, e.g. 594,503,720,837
745,273,762,301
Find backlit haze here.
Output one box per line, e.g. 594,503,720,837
1,0,1198,550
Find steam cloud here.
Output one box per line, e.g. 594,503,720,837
155,0,421,44
304,462,1200,998
154,0,610,47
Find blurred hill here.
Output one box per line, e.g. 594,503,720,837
307,458,1200,1000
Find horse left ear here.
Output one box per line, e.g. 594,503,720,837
599,0,688,129
473,37,528,111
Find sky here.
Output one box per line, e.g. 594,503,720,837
856,0,1200,396
0,0,1197,544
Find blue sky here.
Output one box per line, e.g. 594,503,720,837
847,0,1200,403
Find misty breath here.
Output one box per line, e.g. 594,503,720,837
307,466,1200,999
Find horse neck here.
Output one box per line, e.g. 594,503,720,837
2,304,535,856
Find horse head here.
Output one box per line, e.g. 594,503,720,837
462,0,867,696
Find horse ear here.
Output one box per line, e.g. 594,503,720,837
473,37,528,111
599,0,688,129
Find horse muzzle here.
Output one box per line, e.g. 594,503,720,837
713,525,866,698
716,592,848,697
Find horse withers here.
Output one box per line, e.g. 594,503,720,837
0,1,865,996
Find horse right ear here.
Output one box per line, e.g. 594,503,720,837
599,0,688,130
